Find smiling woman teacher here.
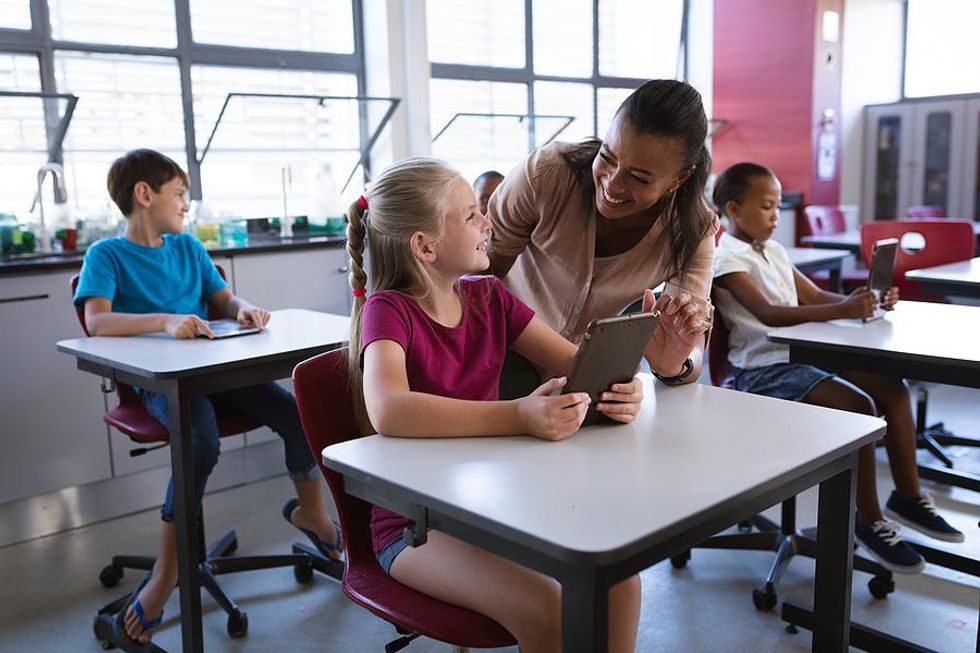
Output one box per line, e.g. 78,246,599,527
488,79,717,393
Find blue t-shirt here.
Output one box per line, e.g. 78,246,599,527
73,232,226,319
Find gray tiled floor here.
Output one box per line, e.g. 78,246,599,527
0,382,977,652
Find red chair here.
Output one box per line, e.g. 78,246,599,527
293,348,517,653
801,205,868,292
905,205,944,218
859,219,974,302
669,298,894,611
72,268,317,646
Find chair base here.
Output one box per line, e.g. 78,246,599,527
670,501,895,611
915,387,980,493
94,528,320,650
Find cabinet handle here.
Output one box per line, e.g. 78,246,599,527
337,265,350,273
0,293,49,304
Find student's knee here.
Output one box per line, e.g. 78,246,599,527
509,578,561,652
612,573,642,611
188,396,221,469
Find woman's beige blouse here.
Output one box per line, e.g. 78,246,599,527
488,142,715,345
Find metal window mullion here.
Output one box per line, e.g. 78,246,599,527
592,0,599,135
174,0,202,199
526,0,536,150
352,0,370,183
679,0,690,81
32,0,69,201
900,0,909,100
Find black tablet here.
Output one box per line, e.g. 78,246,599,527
562,311,660,426
865,238,898,321
206,319,262,339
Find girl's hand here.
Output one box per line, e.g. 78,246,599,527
517,377,591,441
840,288,876,319
596,374,643,424
880,286,899,310
165,314,213,339
238,306,270,329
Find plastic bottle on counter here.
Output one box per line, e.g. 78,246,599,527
0,213,23,255
190,200,221,248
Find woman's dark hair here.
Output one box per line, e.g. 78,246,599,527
561,79,715,278
712,162,775,218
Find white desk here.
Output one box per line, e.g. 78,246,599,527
768,302,980,651
905,257,980,300
323,377,884,652
801,222,980,255
787,247,853,292
58,309,350,653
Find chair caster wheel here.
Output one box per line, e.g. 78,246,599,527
737,520,752,533
785,623,799,634
226,537,238,556
752,587,777,611
227,609,248,638
294,560,314,583
669,551,690,569
868,575,895,599
99,564,123,588
93,615,116,649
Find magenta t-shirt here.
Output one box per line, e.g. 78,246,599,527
360,275,535,554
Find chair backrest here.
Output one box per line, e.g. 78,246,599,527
292,348,375,568
906,205,944,218
802,205,847,237
859,219,975,300
707,293,736,389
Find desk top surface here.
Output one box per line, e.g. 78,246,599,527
802,223,980,247
57,309,350,377
785,247,852,265
323,377,882,556
768,301,980,366
905,257,980,285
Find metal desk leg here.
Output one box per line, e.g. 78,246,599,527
561,566,608,653
828,264,843,293
167,383,205,652
813,454,857,652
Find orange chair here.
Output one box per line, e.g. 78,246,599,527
801,205,868,292
293,348,517,653
905,205,944,218
72,268,321,647
859,219,974,302
669,298,894,611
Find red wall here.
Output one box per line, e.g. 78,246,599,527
713,0,844,209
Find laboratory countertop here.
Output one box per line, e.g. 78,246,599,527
0,233,347,276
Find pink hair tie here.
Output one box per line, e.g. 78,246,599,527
356,196,368,210
352,288,366,297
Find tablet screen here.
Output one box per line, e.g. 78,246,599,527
867,238,898,292
206,319,261,339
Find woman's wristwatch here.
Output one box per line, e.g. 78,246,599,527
653,357,694,386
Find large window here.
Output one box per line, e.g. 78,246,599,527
0,0,364,229
427,0,686,181
904,0,980,98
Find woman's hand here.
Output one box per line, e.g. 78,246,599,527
165,314,213,339
596,374,643,424
645,287,709,374
880,286,899,310
517,377,591,441
840,287,876,319
238,305,270,329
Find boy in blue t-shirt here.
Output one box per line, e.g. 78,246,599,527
75,149,342,646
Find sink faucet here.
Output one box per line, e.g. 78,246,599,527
30,162,67,253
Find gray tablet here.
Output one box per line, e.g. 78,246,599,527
206,319,261,339
562,311,660,426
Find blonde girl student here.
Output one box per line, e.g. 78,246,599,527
711,162,963,574
345,158,642,653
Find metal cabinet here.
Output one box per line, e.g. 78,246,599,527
863,97,972,220
0,271,112,503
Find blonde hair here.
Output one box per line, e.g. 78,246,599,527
346,157,463,431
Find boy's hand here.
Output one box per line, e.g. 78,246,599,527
596,374,643,424
517,377,590,441
238,306,270,329
881,286,899,310
165,314,213,339
840,288,876,319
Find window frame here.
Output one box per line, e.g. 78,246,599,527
428,0,690,151
0,0,368,200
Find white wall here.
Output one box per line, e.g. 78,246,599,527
840,0,904,224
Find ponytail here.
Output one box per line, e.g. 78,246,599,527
346,197,371,434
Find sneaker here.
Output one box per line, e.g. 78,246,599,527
884,491,965,543
855,520,925,574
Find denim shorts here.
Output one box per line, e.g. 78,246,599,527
376,536,410,574
734,363,835,402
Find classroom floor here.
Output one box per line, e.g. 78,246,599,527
0,381,977,653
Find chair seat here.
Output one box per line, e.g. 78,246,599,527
343,559,516,649
105,403,260,444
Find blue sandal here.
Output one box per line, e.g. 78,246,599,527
111,573,164,650
282,497,343,559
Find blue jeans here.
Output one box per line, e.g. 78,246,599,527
141,382,317,522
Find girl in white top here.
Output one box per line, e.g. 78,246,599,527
711,162,963,575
